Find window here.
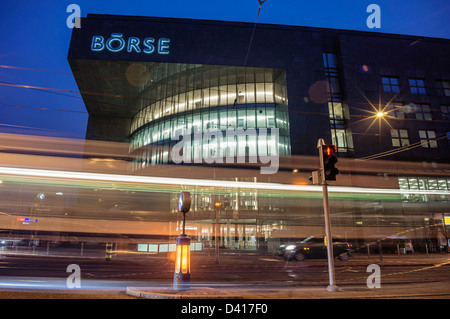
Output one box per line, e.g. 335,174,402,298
246,108,256,128
382,77,400,93
333,129,349,150
237,109,246,128
323,52,353,153
390,129,410,147
266,109,275,128
441,105,450,120
323,53,337,70
130,64,286,135
398,176,450,202
409,78,426,95
419,130,438,148
387,102,405,118
257,108,266,128
414,103,432,120
326,76,341,97
323,53,341,98
436,80,450,96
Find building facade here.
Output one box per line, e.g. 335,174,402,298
69,14,450,165
67,14,450,250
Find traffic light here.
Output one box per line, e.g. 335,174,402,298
322,144,339,181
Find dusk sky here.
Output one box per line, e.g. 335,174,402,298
0,0,449,139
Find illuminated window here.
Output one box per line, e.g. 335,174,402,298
382,77,400,93
390,129,409,147
323,53,353,153
419,130,438,148
129,106,291,165
333,129,349,150
129,63,291,167
409,78,426,95
131,65,286,134
398,176,450,202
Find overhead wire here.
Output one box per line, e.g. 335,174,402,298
0,103,87,114
357,134,448,161
243,0,268,67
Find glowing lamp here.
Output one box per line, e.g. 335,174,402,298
173,234,191,291
174,192,192,291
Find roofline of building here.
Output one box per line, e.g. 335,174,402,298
85,13,450,43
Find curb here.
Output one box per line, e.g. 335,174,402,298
126,287,243,299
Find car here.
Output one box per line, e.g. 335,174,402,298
276,244,286,256
282,234,352,261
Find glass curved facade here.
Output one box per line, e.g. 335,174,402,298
129,63,290,168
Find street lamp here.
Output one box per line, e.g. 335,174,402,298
174,191,191,291
174,234,190,285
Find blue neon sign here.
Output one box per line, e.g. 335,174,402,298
91,34,170,55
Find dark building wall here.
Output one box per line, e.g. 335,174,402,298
338,33,450,161
68,15,450,160
86,115,132,142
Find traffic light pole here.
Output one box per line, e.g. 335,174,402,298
317,139,339,292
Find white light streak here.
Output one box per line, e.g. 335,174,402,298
0,166,449,196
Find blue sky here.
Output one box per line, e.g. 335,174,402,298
0,0,449,138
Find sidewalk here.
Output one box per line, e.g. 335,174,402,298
126,280,450,299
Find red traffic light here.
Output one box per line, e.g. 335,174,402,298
322,144,339,181
324,145,337,157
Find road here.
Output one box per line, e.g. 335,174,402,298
0,248,449,299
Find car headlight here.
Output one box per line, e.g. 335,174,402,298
286,245,296,251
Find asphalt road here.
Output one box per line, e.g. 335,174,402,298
0,249,449,299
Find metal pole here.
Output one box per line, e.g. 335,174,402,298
322,181,338,292
318,139,339,292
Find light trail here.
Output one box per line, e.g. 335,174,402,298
0,166,449,196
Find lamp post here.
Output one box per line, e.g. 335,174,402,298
173,191,191,291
